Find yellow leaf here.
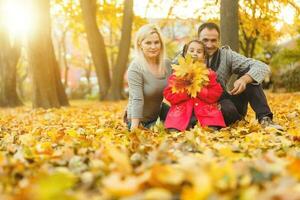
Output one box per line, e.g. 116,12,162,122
287,158,300,180
104,142,132,174
149,164,185,189
102,173,141,197
35,142,53,155
143,188,172,200
19,134,36,146
181,171,212,200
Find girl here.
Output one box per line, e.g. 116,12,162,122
163,40,225,131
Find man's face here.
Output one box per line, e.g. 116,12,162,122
198,28,220,57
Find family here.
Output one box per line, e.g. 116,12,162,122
125,22,283,132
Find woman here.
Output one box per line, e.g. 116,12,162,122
126,24,172,131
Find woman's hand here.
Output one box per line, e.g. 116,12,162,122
130,118,140,131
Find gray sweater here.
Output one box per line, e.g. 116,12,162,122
127,60,172,122
215,46,271,91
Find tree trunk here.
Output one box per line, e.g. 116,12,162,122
27,0,69,108
85,62,92,94
250,38,257,58
61,31,69,88
240,25,250,57
0,0,22,107
0,29,22,107
105,0,134,100
220,0,239,52
17,66,28,101
240,27,258,58
80,0,111,100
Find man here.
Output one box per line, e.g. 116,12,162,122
198,22,282,130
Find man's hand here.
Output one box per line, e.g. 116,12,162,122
229,74,253,95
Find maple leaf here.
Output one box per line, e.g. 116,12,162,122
287,158,300,180
143,188,172,200
102,173,144,197
181,170,213,200
171,55,209,98
149,164,185,189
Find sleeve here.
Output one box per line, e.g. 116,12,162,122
163,75,190,105
127,67,144,119
227,49,271,83
197,71,223,103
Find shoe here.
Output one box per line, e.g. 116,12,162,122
208,126,221,131
259,116,283,131
167,128,180,133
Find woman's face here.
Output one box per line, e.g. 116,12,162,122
140,32,161,60
186,42,205,62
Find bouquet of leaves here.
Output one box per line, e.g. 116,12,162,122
170,55,210,98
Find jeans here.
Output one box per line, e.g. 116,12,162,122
220,83,273,125
127,102,171,130
127,119,157,130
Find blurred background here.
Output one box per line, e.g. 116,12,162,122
0,0,299,108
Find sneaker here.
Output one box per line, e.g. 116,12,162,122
259,116,284,131
208,126,221,131
167,128,180,133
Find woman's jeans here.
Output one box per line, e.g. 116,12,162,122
126,102,170,130
127,119,157,130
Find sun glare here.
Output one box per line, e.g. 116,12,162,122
1,0,35,38
280,5,296,25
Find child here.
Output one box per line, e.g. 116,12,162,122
164,40,226,131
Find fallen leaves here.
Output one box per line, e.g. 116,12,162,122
0,94,299,199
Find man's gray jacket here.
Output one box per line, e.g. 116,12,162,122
215,46,270,91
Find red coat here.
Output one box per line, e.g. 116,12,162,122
164,70,225,131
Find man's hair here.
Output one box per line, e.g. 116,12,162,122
197,22,220,38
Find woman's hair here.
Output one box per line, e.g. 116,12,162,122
182,39,208,60
133,24,166,76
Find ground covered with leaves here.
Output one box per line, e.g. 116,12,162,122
0,92,300,200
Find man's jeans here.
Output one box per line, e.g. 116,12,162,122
219,83,273,125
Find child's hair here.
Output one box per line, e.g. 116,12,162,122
182,39,208,59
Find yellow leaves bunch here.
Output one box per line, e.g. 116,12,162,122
171,55,209,98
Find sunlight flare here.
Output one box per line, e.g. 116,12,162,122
1,0,36,38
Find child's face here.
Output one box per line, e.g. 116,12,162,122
186,42,205,62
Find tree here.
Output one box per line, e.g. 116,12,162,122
51,0,86,90
220,0,239,52
27,0,69,108
239,0,299,58
80,0,135,100
271,38,300,69
0,29,22,107
80,0,111,100
106,0,134,100
52,0,143,100
0,0,22,107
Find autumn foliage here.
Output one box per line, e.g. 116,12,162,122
0,93,300,199
171,55,210,98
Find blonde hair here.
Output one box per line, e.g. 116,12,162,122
133,24,166,76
